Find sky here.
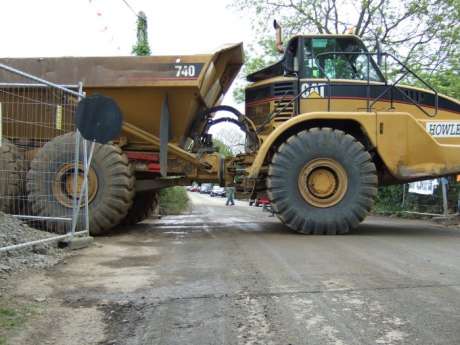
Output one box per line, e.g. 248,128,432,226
0,0,251,57
0,0,257,146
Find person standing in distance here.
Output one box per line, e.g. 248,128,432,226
226,182,235,206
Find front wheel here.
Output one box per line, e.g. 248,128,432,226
267,128,377,235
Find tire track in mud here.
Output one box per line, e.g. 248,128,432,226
101,216,288,345
229,223,417,345
50,193,460,345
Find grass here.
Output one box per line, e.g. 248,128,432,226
159,187,189,215
0,307,22,345
0,302,37,345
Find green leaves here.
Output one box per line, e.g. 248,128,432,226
232,39,280,103
132,11,151,56
213,139,234,158
230,0,459,99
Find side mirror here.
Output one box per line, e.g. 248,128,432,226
283,40,299,75
283,54,295,73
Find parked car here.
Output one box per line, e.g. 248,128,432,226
249,196,271,207
199,183,213,194
187,185,200,192
210,186,226,197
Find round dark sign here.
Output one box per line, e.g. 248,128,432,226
75,94,123,144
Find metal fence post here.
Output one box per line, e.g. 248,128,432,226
401,184,406,208
71,131,81,236
442,179,448,216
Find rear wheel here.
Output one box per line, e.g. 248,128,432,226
121,191,159,225
27,133,135,235
0,139,23,212
267,128,377,235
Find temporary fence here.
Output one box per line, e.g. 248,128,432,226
0,63,91,252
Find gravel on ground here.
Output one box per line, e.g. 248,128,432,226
0,212,66,275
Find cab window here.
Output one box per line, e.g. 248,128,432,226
303,37,382,81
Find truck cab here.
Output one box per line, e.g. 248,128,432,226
245,35,385,129
247,35,383,83
244,34,458,142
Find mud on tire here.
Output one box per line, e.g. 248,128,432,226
26,133,135,235
0,139,24,212
267,128,377,235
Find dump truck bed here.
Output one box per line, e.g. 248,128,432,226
0,43,244,148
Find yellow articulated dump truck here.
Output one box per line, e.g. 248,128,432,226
1,26,460,235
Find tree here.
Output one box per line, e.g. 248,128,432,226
213,138,234,158
132,11,151,56
231,0,460,100
418,56,460,99
211,126,246,154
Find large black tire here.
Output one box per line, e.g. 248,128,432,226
27,133,135,235
267,128,377,235
0,139,23,212
121,191,159,225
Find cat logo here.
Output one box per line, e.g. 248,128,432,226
301,83,325,99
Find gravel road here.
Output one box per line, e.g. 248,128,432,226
5,192,460,345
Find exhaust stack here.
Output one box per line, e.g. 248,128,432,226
273,20,284,53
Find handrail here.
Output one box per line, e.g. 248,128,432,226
371,54,438,117
313,51,439,117
255,50,439,133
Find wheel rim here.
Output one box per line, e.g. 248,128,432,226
52,163,98,208
297,158,348,208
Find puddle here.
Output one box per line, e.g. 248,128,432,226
100,255,160,268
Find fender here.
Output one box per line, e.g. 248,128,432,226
246,111,378,178
376,111,460,180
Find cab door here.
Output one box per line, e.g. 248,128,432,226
298,37,330,114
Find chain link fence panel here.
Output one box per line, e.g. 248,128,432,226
0,63,89,252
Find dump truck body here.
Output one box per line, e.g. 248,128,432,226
0,45,244,234
0,43,243,151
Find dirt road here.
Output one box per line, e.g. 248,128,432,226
5,192,460,345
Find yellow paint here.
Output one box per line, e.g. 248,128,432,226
247,112,377,178
376,112,460,179
245,71,460,184
55,105,62,130
248,107,460,182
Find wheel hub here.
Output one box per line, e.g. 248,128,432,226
52,163,98,208
298,158,348,208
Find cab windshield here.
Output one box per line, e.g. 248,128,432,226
303,37,383,82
